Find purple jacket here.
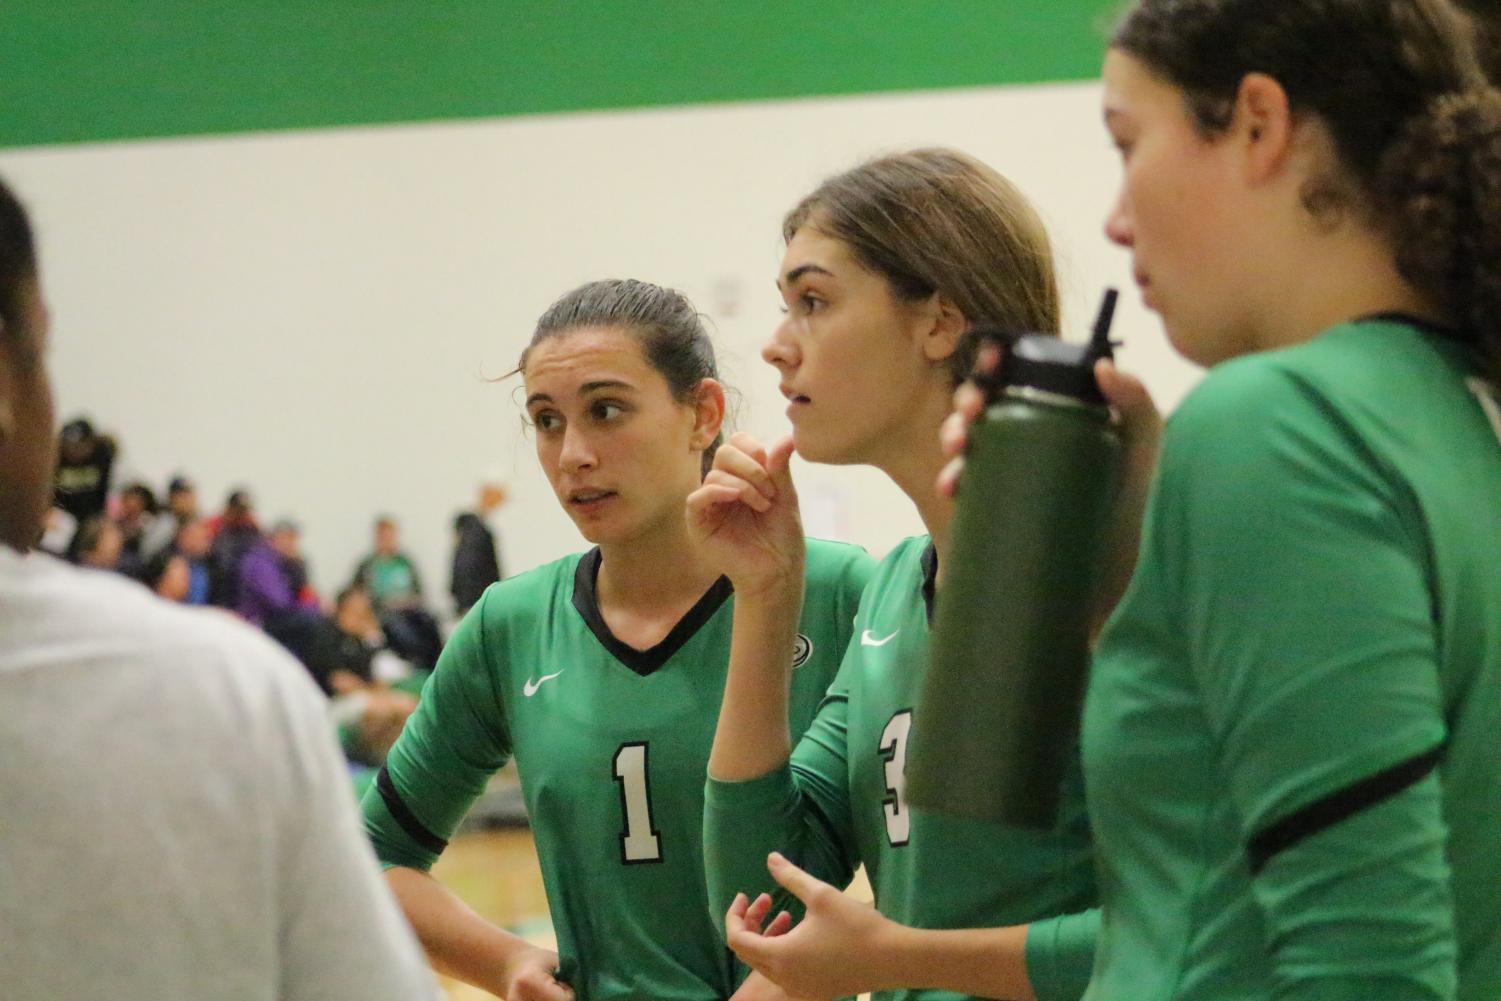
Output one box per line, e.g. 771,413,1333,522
235,540,297,625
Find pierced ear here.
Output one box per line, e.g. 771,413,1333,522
1236,72,1294,185
688,378,727,450
920,294,968,364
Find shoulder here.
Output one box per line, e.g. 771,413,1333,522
465,551,584,628
803,538,876,587
4,553,321,720
873,535,931,580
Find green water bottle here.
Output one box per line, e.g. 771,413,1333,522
907,290,1123,829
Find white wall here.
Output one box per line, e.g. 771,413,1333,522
0,80,1202,604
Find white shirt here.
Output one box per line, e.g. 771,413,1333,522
0,548,436,1000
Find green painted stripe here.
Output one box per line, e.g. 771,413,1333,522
1,1,1120,150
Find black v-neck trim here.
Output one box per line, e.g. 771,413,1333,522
571,548,734,677
920,542,938,625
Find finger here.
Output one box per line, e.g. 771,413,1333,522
516,972,574,1001
766,852,828,907
973,339,1002,378
937,455,965,499
725,921,778,972
743,892,776,933
952,380,985,423
766,435,798,495
1095,360,1161,438
763,910,794,937
727,431,770,468
686,483,751,521
711,445,778,501
701,470,772,513
939,410,968,458
725,894,755,938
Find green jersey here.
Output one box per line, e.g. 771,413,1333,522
704,536,1099,1001
363,539,873,1001
1084,319,1501,1001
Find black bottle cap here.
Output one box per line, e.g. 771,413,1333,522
972,289,1120,405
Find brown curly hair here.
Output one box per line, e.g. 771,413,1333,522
783,148,1060,386
1113,0,1501,385
1454,0,1501,82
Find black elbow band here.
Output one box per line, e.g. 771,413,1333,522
376,764,449,856
1247,745,1444,875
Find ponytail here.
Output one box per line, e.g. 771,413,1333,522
1380,87,1501,385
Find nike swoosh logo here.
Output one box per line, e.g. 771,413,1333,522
861,629,900,647
523,670,564,697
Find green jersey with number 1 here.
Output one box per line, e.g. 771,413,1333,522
363,539,873,1001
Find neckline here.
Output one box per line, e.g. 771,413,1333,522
1354,311,1464,341
920,541,938,625
570,547,734,677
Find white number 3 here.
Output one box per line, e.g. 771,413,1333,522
878,710,913,847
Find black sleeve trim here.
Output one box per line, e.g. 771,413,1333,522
376,764,449,857
1247,745,1443,875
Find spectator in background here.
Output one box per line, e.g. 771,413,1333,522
208,488,259,607
68,516,122,572
140,473,197,559
353,515,441,669
51,416,115,527
450,481,507,616
236,519,319,627
113,481,157,579
143,549,192,603
172,516,213,605
164,475,198,523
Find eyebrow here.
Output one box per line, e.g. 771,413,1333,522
779,263,835,288
524,379,635,408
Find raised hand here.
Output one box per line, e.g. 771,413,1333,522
687,432,805,600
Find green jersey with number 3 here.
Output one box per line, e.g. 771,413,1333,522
704,535,1100,1001
363,539,872,1001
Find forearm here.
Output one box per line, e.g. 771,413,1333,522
385,865,535,995
709,582,803,781
876,922,1034,1001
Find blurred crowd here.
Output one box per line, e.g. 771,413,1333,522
44,414,508,781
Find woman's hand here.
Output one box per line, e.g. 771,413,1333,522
499,944,573,1001
687,432,805,602
725,854,901,1001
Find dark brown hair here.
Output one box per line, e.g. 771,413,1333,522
783,148,1060,385
519,279,724,473
1113,0,1501,383
0,175,37,345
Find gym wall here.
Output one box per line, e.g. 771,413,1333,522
0,1,1202,594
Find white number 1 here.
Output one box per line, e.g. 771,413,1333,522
612,742,662,863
